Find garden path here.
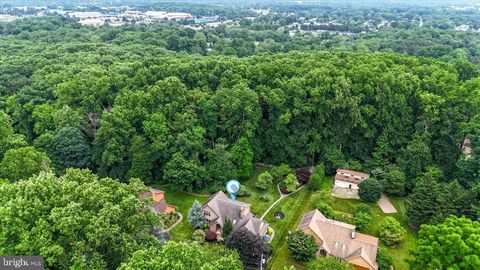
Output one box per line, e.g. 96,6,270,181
260,184,305,220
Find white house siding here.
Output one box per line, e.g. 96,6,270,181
334,180,358,190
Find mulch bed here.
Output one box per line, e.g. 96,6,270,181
274,211,285,220
279,185,291,194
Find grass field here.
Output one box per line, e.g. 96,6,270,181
155,169,417,270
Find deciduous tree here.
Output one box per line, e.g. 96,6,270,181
409,216,480,270
0,169,161,269
0,146,50,181
358,178,382,202
378,217,406,247
226,227,268,268
287,231,318,261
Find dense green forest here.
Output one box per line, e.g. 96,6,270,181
1,2,480,269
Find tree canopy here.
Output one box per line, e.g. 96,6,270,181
0,169,161,269
409,216,480,270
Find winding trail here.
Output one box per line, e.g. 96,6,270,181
166,213,183,232
260,184,305,220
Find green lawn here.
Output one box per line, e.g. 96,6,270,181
152,185,209,240
153,171,417,270
240,168,281,215
264,177,417,270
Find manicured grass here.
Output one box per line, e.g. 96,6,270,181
240,168,280,215
154,172,417,270
152,185,209,240
386,197,417,270
264,177,417,270
265,188,316,270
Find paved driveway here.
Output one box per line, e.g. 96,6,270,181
378,194,397,213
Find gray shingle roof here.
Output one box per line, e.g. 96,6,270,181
203,191,268,236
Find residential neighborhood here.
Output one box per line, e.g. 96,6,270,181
1,0,479,270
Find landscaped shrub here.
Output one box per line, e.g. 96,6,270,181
287,231,318,261
205,230,217,242
312,190,334,205
259,194,270,202
308,172,323,191
192,229,206,243
358,178,383,202
282,173,300,193
271,164,292,183
237,186,251,197
354,211,372,232
223,218,233,239
256,171,273,190
316,202,335,218
378,217,406,247
263,234,271,242
377,247,393,270
354,203,372,215
307,256,354,270
295,167,314,185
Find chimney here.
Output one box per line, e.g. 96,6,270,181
240,207,245,218
351,229,356,239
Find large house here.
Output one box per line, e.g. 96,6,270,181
298,210,379,270
334,169,370,193
202,191,269,239
139,188,176,216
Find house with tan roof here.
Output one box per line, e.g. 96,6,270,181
298,209,379,270
334,169,370,197
139,188,176,216
202,191,269,240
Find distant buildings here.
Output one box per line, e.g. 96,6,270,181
65,10,193,27
145,11,193,21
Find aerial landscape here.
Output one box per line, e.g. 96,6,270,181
0,0,479,269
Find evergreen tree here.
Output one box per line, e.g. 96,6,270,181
407,171,440,228
223,218,233,239
188,200,205,229
397,133,432,189
308,163,325,191
382,169,406,196
432,180,466,223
